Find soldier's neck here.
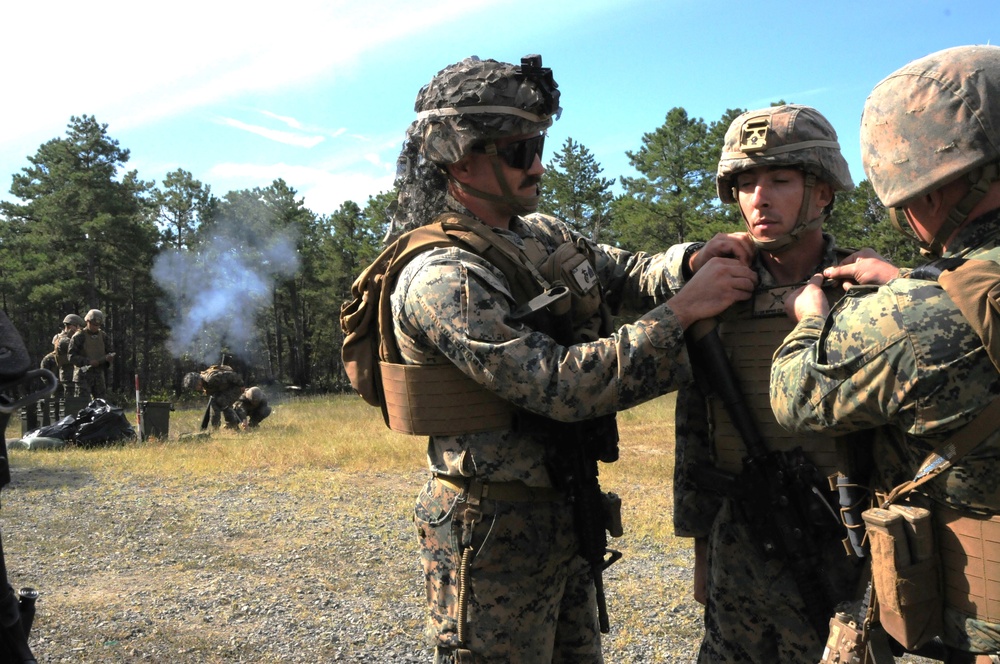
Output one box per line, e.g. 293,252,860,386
760,231,825,286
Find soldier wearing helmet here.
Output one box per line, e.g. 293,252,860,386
233,386,271,429
772,45,1000,662
347,55,756,662
51,313,85,394
183,365,247,429
664,105,867,662
69,308,114,400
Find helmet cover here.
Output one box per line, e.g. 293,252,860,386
717,104,853,203
861,44,1000,207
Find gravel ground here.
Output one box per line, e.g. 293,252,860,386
0,464,704,663
0,461,935,663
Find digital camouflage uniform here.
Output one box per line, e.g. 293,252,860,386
771,45,1000,658
198,366,245,429
52,331,74,385
69,327,112,400
399,210,691,663
666,105,864,663
667,238,863,663
233,386,271,427
373,55,716,664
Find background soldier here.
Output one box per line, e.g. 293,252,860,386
182,365,246,429
233,386,271,429
69,309,113,400
52,314,84,396
361,55,757,663
665,105,864,662
772,44,1000,662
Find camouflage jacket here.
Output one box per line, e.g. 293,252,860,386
390,212,690,487
200,366,245,408
771,209,1000,514
663,234,845,538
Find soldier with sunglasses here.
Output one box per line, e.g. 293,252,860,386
349,54,758,663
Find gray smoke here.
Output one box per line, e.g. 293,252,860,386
153,217,300,363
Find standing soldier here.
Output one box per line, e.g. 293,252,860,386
772,44,1000,662
665,105,866,662
69,309,114,400
342,55,757,663
53,314,84,396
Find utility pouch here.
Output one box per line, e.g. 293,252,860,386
602,491,623,538
819,611,864,664
862,502,942,650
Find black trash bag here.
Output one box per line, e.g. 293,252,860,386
23,415,77,441
73,399,136,448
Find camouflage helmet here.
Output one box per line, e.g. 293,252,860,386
182,372,203,391
387,55,561,241
63,314,85,327
84,309,105,324
717,104,853,204
861,45,1000,208
415,54,561,165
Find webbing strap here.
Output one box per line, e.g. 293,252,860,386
884,397,1000,506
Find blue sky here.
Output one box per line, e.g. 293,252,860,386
1,0,995,217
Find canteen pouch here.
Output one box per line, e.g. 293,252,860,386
862,504,943,650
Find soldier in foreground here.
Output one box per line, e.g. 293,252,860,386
772,44,1000,662
341,55,757,662
665,105,865,662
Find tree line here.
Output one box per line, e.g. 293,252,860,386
0,111,918,404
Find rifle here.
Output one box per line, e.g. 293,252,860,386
687,318,841,639
518,286,623,633
199,396,214,431
0,310,58,663
551,416,622,633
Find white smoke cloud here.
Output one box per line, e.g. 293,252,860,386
152,217,301,363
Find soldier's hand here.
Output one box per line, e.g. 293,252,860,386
668,257,757,329
689,232,756,275
823,248,899,289
785,274,829,322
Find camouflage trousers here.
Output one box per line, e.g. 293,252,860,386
414,478,602,664
697,499,862,664
73,368,106,400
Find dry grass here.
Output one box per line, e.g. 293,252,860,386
2,393,706,662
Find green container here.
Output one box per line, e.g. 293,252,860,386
140,402,173,439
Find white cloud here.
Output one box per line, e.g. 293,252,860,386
218,117,325,148
208,161,394,215
0,0,505,147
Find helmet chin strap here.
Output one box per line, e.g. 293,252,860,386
451,142,540,216
917,162,1000,258
739,171,826,254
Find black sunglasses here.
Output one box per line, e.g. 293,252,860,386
474,135,545,170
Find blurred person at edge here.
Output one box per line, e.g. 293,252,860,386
772,45,1000,664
